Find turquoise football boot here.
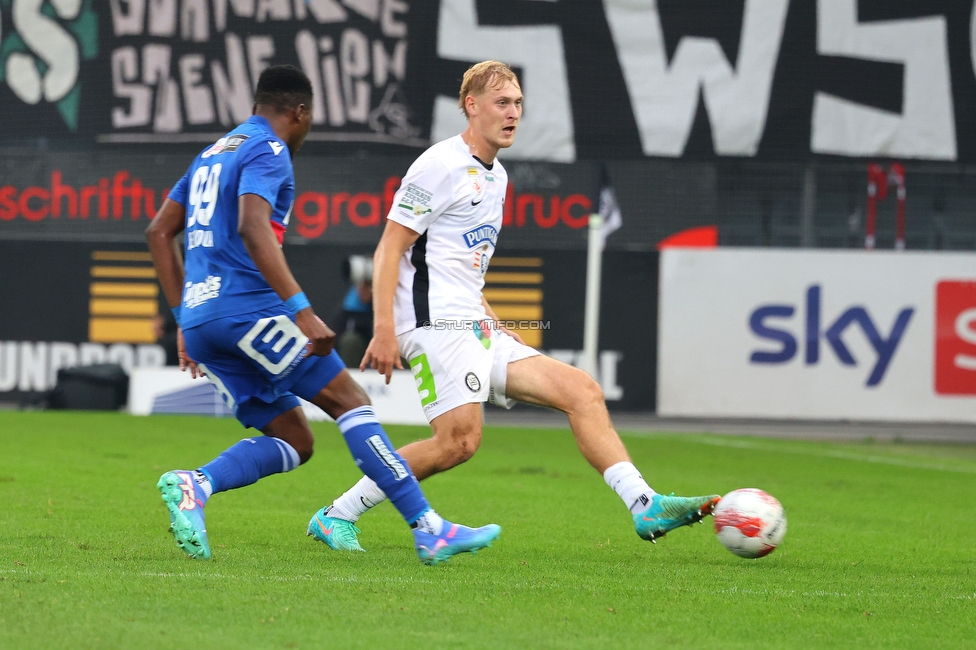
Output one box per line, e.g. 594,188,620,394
157,470,211,560
634,493,721,543
307,507,365,552
413,521,501,566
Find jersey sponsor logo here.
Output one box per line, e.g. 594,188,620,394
268,141,284,156
396,182,434,218
402,204,432,217
201,134,249,158
183,275,222,309
462,224,498,249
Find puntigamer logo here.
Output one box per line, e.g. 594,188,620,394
0,0,98,131
462,224,498,249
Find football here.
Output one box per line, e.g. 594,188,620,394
714,488,787,558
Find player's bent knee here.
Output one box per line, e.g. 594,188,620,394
297,445,314,465
262,418,316,465
450,431,481,465
433,422,481,468
452,425,482,463
564,369,604,411
280,433,314,465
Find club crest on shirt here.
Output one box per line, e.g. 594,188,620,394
462,224,498,249
473,245,490,275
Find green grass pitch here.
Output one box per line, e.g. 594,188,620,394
1,410,974,649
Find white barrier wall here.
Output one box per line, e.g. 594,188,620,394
129,367,428,426
658,249,976,422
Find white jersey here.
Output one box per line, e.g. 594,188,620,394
387,135,507,335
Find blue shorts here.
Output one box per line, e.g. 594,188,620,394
182,306,345,430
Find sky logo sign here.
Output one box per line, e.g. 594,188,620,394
748,285,914,387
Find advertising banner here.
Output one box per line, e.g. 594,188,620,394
658,249,976,422
0,151,596,248
4,1,976,162
0,239,658,410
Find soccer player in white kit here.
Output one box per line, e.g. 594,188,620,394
307,61,720,551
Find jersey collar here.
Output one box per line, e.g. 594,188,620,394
246,114,274,133
458,134,495,170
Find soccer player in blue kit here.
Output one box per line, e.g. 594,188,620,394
146,65,500,565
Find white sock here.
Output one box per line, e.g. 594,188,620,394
603,461,657,514
192,470,213,499
411,509,444,536
327,475,388,523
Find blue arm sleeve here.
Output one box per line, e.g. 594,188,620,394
238,141,292,206
167,169,190,206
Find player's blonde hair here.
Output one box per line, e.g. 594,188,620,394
458,61,520,118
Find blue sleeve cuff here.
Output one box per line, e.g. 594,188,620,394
171,306,181,326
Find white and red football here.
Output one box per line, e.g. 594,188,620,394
714,488,787,558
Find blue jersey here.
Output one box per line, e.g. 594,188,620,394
168,116,295,329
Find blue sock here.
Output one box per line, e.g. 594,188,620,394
336,405,429,524
200,436,301,495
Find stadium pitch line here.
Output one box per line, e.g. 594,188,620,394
484,405,976,444
621,433,976,475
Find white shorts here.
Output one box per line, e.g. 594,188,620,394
398,321,540,422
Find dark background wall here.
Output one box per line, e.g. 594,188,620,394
2,0,975,411
0,239,659,410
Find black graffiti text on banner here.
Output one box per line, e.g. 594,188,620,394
102,0,423,146
4,1,976,162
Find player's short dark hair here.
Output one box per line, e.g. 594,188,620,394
254,65,313,112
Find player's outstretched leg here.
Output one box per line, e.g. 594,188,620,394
633,493,721,543
157,470,211,559
504,356,721,545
